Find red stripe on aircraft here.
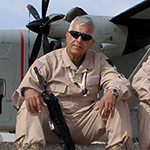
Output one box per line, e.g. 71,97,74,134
6,100,12,102
18,30,24,81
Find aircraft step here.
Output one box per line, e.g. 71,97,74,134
0,142,140,150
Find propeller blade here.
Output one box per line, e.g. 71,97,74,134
27,4,40,20
43,14,64,27
29,34,42,66
43,34,51,54
42,0,50,19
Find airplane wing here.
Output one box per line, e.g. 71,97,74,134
110,0,150,25
110,0,150,55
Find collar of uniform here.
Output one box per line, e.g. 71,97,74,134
62,47,94,71
82,50,94,70
62,47,76,69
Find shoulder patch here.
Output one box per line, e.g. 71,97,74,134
32,59,43,69
106,59,114,67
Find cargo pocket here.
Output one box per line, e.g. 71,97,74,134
87,76,100,94
137,102,150,123
49,83,67,95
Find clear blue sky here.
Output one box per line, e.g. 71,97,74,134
0,0,143,142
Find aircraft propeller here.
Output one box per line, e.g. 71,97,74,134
26,0,88,66
26,0,64,66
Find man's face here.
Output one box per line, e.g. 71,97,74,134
66,20,95,62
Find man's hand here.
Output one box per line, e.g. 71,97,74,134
24,89,47,114
95,90,117,121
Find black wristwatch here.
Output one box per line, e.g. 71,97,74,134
108,89,118,98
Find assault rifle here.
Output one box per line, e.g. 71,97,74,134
34,67,75,150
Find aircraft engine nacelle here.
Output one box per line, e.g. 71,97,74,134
65,7,88,22
49,40,67,52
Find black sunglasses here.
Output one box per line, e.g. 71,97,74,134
68,30,93,41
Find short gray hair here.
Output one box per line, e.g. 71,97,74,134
69,16,95,37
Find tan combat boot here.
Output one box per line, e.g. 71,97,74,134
18,143,42,150
108,143,125,150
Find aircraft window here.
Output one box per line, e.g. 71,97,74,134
0,79,6,97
